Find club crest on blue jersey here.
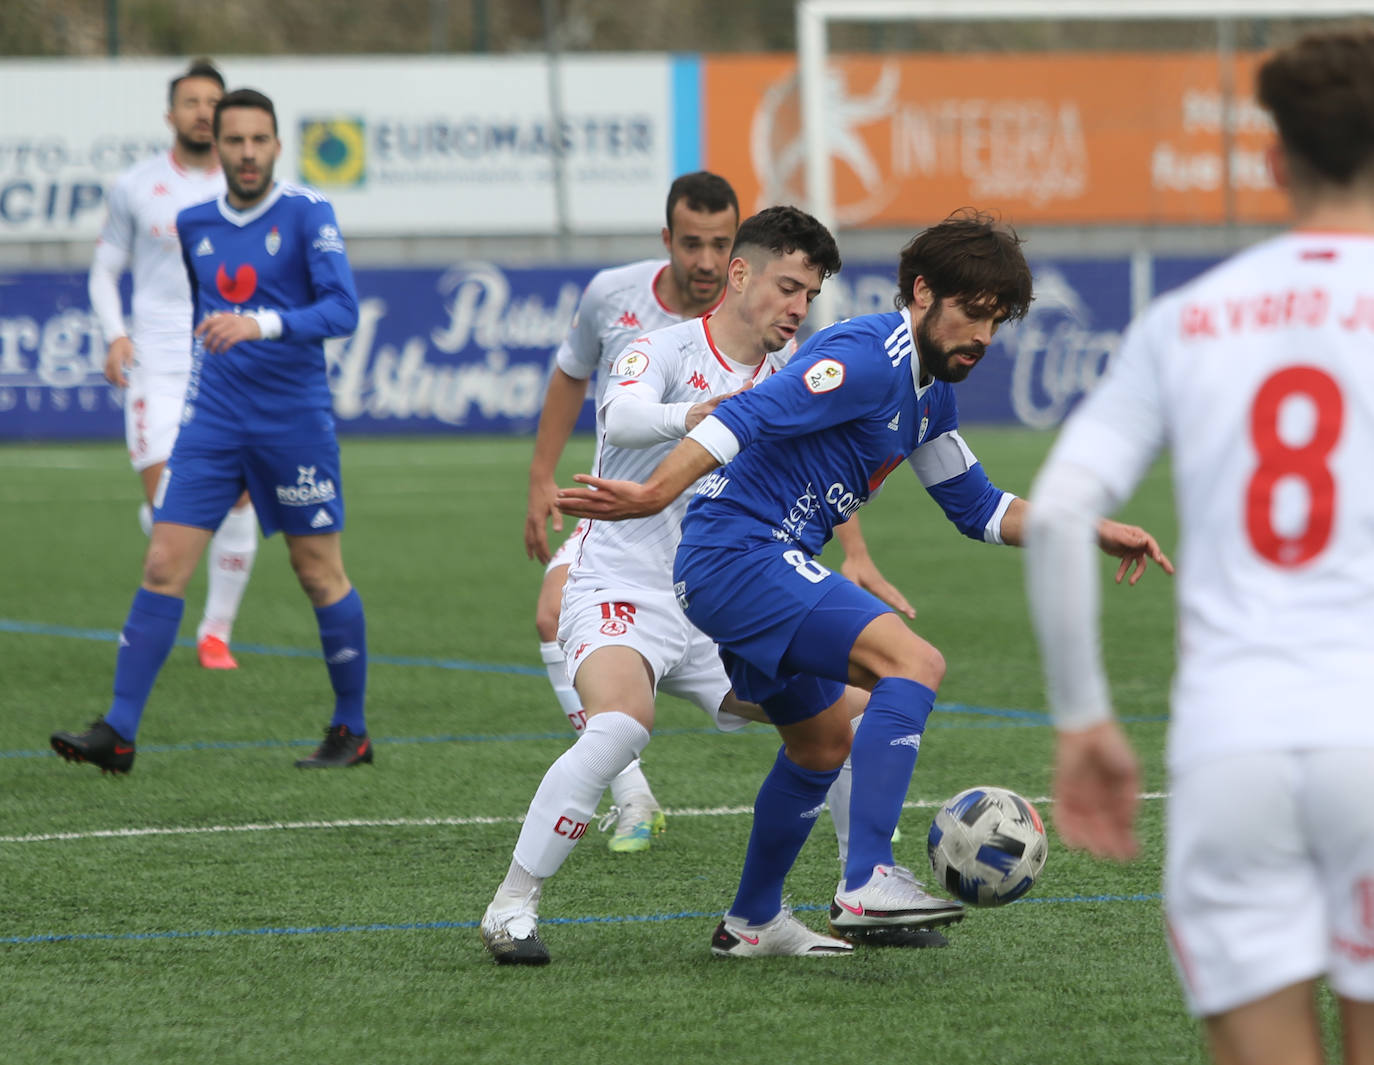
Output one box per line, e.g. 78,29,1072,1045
265,226,281,256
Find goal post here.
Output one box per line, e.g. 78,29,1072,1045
795,0,1374,322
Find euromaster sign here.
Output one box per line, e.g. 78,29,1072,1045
0,55,700,241
703,51,1288,226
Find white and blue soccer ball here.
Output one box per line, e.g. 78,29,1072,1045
927,786,1048,907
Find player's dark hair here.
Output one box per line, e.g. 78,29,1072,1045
1257,26,1374,188
665,171,739,230
895,208,1032,322
168,58,225,107
213,88,278,138
731,204,842,280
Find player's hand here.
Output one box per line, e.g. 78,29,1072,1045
196,312,262,354
557,474,662,521
841,555,916,619
525,477,561,564
1096,519,1175,586
685,380,753,432
103,336,135,387
1053,720,1141,861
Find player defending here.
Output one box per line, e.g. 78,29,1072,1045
559,209,1170,954
88,58,258,671
1026,26,1374,1065
525,172,738,853
482,206,848,964
52,88,371,774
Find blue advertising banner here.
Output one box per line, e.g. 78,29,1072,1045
0,255,1219,442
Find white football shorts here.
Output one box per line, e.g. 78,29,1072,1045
1165,747,1374,1017
545,519,588,574
558,579,748,732
124,367,189,472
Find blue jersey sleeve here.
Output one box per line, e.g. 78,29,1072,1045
280,200,359,341
710,331,892,450
925,462,1009,541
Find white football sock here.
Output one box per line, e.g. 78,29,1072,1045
512,711,650,879
492,857,544,912
609,759,655,807
540,640,588,731
827,712,863,865
198,503,258,643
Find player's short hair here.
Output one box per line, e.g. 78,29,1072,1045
732,204,842,281
895,208,1032,322
665,171,739,230
168,58,225,107
1258,25,1374,189
213,88,278,139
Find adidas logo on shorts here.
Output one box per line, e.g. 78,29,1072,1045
310,508,334,529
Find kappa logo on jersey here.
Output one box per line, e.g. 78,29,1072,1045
613,350,649,378
313,224,346,254
616,310,641,329
688,371,709,391
216,263,258,304
194,236,214,257
265,226,281,256
276,465,338,507
152,183,169,197
804,359,845,394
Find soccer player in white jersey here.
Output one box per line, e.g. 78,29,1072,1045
52,89,368,775
526,175,914,854
88,59,259,672
525,172,738,853
1026,26,1374,1065
482,206,849,964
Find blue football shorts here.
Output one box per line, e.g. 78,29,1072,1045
155,433,346,538
674,537,888,725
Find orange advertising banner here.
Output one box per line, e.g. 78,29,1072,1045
703,51,1287,227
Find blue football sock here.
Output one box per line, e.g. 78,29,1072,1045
729,747,840,925
105,588,184,742
315,588,368,734
843,677,936,890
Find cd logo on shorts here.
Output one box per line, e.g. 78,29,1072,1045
298,117,367,187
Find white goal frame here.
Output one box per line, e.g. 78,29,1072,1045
797,0,1374,318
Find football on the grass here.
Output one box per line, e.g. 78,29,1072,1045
927,786,1048,906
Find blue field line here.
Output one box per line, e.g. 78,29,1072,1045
1,894,1162,947
0,618,546,677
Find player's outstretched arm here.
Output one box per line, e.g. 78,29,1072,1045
835,517,916,619
1095,519,1174,586
557,438,719,521
526,367,591,563
1052,720,1141,861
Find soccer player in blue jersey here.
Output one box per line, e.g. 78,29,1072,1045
51,88,371,774
558,209,1171,953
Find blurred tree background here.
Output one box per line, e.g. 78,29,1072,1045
1,1,1304,57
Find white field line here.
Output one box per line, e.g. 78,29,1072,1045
0,792,1170,845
